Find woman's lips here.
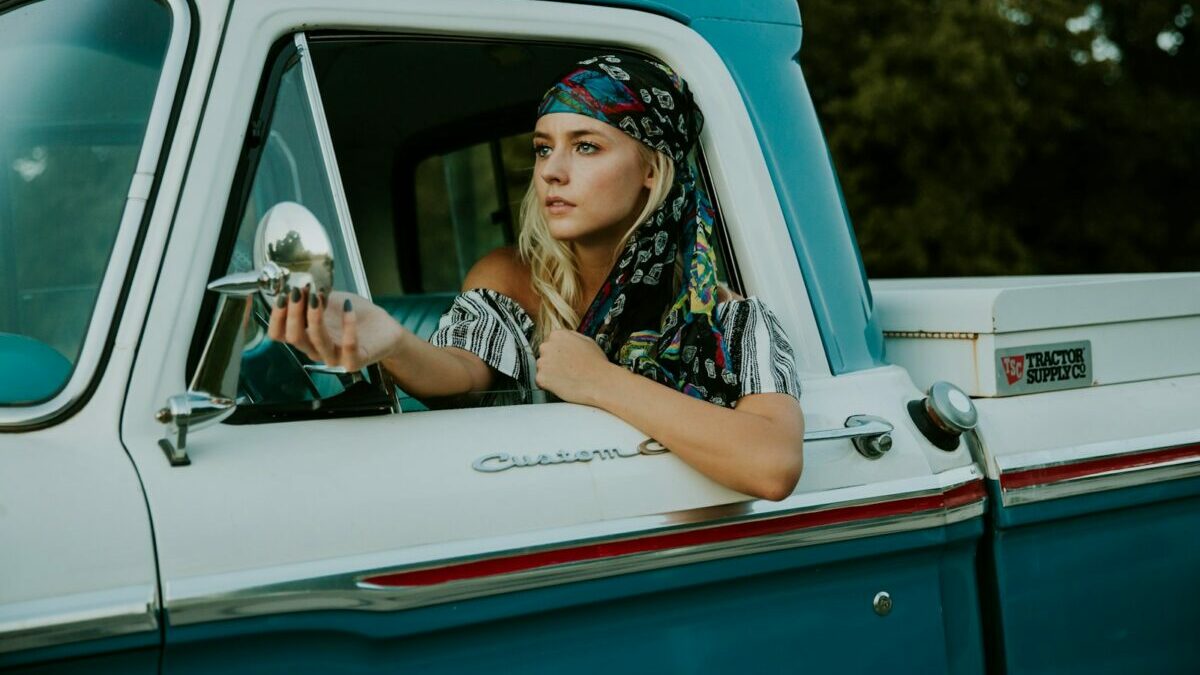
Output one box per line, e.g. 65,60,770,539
545,197,576,216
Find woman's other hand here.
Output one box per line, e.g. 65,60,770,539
266,286,407,370
534,329,618,405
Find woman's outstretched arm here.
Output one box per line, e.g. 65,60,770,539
266,250,533,399
266,286,494,399
536,329,805,501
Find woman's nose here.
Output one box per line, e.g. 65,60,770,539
539,149,568,185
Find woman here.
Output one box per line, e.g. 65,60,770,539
268,54,805,501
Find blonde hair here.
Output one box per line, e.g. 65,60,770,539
518,143,675,346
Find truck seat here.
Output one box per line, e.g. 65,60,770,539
0,333,72,404
373,292,458,411
374,292,458,341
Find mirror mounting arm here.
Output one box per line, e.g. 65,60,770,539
156,276,260,466
206,260,290,300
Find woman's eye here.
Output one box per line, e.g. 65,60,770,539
576,142,598,154
533,144,551,158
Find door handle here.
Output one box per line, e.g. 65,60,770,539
805,415,893,459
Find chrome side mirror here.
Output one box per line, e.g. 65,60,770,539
204,201,336,303
157,202,336,466
253,201,335,303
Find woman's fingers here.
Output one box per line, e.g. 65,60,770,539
283,286,305,343
267,291,287,342
340,299,360,370
305,289,337,364
284,286,320,359
270,289,383,371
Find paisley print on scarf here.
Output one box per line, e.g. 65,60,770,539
538,54,739,407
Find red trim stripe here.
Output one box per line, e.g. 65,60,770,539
361,480,984,588
1001,443,1200,491
944,479,988,509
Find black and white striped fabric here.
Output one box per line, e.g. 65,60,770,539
430,289,800,404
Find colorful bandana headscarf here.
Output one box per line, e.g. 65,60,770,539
538,54,740,407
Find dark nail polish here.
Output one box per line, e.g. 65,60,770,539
276,293,287,309
343,299,353,312
309,292,318,308
290,287,301,303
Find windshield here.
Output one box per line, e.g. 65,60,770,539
0,0,172,405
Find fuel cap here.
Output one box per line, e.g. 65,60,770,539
926,381,978,434
907,381,977,451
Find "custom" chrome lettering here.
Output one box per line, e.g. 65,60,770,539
472,439,667,473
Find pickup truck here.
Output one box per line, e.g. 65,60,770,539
2,0,1198,672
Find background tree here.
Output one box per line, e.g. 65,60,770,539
798,0,1199,277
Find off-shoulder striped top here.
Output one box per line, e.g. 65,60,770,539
429,289,800,406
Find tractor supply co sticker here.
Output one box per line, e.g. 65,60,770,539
995,340,1092,395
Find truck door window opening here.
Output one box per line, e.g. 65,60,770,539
201,34,742,419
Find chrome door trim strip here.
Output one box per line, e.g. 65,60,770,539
0,584,158,655
0,0,193,428
358,479,984,589
993,428,1200,475
944,499,987,525
166,467,984,626
998,443,1200,507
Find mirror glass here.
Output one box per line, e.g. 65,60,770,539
253,201,335,303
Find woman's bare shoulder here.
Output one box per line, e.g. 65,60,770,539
462,246,538,316
716,284,744,303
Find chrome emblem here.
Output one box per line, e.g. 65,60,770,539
473,439,668,473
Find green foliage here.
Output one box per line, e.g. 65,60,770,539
799,0,1200,277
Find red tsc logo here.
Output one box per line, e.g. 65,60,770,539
1001,355,1025,385
995,340,1092,395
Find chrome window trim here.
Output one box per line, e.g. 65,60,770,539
0,0,193,428
0,584,158,656
164,466,984,627
294,32,372,299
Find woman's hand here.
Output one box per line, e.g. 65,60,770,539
534,329,619,405
266,286,407,370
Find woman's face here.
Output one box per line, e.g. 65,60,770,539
533,112,654,249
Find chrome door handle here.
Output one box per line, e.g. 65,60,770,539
805,415,893,459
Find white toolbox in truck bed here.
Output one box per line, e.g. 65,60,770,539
870,273,1200,396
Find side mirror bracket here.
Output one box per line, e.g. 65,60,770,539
156,282,261,466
